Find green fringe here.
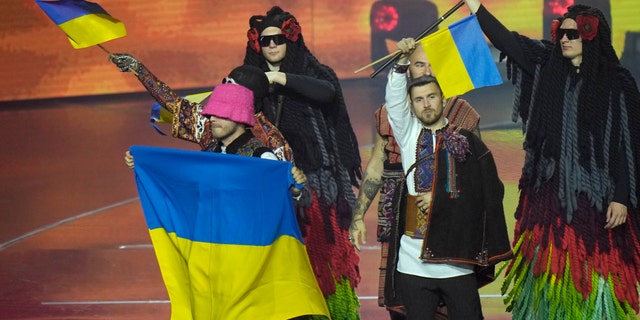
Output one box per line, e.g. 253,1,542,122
502,237,638,319
323,277,360,320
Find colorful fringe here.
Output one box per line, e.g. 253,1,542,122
303,190,361,320
502,184,640,319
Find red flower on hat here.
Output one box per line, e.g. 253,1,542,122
281,18,301,42
247,28,261,53
550,19,560,43
576,15,598,41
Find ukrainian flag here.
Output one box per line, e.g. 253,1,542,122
130,146,329,320
421,15,502,98
35,0,126,49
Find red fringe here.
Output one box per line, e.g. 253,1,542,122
302,190,361,297
507,183,640,313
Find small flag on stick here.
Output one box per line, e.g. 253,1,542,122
420,15,502,98
35,0,126,49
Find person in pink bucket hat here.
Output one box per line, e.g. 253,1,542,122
199,83,264,155
124,82,307,198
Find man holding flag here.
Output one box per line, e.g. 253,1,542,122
349,41,482,320
128,82,329,319
381,38,513,319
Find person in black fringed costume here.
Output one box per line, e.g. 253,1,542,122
243,6,363,320
464,0,640,318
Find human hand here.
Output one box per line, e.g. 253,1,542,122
109,53,139,73
291,166,306,196
396,38,418,64
415,192,432,213
605,201,627,229
124,150,134,169
349,216,366,251
265,71,286,86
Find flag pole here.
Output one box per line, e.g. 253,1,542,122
97,44,111,55
361,0,465,78
98,44,139,76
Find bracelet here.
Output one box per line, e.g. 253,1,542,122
393,63,409,74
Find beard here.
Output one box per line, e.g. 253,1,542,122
417,107,443,126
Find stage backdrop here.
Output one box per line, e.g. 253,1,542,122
1,0,638,102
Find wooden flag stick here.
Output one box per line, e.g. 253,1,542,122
353,49,401,74
357,0,465,78
98,44,138,76
97,44,111,54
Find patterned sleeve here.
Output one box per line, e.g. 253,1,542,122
131,62,211,148
169,99,210,148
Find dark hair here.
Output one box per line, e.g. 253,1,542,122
249,6,298,35
407,75,441,95
226,65,269,112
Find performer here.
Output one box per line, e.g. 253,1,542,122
349,42,481,320
243,6,362,319
109,56,294,162
464,0,640,318
384,42,513,317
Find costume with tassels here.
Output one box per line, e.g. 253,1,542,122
243,6,362,319
475,4,640,319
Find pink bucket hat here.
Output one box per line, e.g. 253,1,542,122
201,83,255,126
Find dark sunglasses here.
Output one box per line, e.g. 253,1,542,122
259,34,287,47
557,28,581,40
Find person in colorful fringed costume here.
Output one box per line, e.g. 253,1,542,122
464,0,640,318
243,6,363,319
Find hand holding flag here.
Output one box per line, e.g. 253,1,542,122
35,0,126,49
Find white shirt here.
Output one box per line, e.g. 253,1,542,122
385,70,473,279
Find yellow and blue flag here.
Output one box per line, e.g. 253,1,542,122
35,0,126,49
420,15,502,98
130,146,329,320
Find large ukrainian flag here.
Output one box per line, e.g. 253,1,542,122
420,15,502,98
130,146,329,320
35,0,126,49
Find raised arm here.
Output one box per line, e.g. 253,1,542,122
464,0,537,76
109,54,182,113
110,53,210,147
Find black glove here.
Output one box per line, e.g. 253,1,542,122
109,53,139,73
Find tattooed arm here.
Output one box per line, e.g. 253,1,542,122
349,132,386,250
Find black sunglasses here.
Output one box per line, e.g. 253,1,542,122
259,34,287,47
557,28,581,40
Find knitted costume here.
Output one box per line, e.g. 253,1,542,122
475,4,640,319
244,6,362,319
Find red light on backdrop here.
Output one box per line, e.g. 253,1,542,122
372,5,399,32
